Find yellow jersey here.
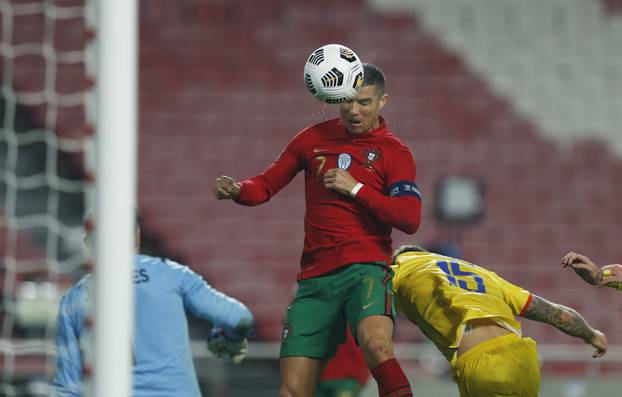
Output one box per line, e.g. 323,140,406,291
392,251,532,361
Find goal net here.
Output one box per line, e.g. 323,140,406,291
0,1,88,395
0,1,136,396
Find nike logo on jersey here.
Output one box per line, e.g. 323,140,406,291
362,300,379,310
313,147,329,153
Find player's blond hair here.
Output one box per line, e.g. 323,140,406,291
390,245,427,266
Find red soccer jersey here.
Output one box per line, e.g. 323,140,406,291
235,117,421,279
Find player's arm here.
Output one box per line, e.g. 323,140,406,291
213,137,303,205
561,252,602,285
179,265,253,338
520,294,607,358
177,263,254,363
561,252,622,290
562,252,622,291
323,147,421,234
52,294,84,397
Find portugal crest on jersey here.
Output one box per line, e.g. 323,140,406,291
364,148,381,169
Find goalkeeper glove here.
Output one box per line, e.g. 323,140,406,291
207,327,248,364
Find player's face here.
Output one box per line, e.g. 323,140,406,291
339,84,388,135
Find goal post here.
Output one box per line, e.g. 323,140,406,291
88,0,138,396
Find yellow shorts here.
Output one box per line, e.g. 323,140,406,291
450,333,540,397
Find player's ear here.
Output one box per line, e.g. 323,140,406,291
378,93,388,110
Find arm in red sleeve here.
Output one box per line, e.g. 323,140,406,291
354,144,421,234
355,187,421,234
234,139,303,206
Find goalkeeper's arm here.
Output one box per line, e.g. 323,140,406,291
175,260,254,361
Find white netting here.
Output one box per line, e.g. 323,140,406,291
0,1,89,395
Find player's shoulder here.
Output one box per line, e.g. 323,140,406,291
136,253,165,267
378,128,411,152
395,251,440,266
141,255,205,283
286,118,342,152
60,273,92,314
136,254,188,273
64,274,92,298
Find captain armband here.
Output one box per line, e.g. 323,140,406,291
388,180,422,199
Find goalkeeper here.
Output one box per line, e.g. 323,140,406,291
53,213,253,397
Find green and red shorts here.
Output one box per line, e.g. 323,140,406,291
280,262,396,359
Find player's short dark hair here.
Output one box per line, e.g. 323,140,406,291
390,245,427,266
362,63,386,96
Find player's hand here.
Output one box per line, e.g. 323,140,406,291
207,327,248,364
213,175,241,200
323,168,358,196
589,329,607,358
561,252,601,285
599,264,622,286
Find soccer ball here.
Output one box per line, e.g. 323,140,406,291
303,44,364,104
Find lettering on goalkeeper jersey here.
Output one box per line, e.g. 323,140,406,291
133,268,150,284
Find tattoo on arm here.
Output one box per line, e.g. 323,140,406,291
521,295,594,342
576,268,602,285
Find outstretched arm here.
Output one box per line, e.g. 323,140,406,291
178,263,254,364
561,252,602,285
520,294,607,358
180,265,254,340
213,136,303,206
561,252,622,290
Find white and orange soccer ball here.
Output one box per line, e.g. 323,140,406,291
303,44,364,104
